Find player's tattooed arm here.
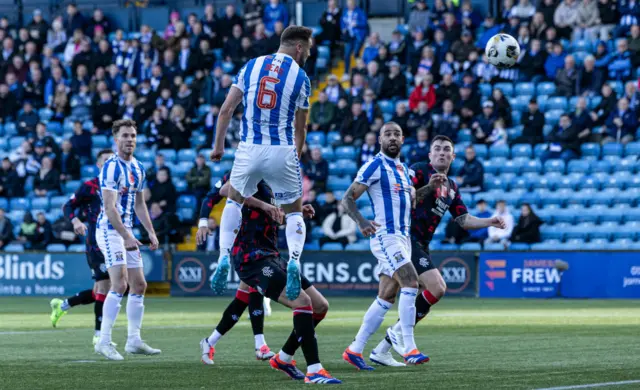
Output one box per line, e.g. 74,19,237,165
456,214,506,230
343,182,380,237
415,173,447,202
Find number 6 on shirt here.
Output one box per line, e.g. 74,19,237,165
257,76,280,110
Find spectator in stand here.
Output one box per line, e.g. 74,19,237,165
486,200,514,246
499,0,515,23
333,98,350,128
572,97,594,141
243,0,264,35
604,97,638,144
459,0,483,31
388,30,407,64
596,0,619,40
318,0,342,50
340,100,369,146
590,83,618,126
69,121,92,164
615,0,640,38
320,203,357,249
168,105,192,150
359,132,379,165
555,55,578,97
350,58,368,84
17,212,37,249
341,0,368,78
529,12,548,40
467,199,492,243
456,146,484,193
34,156,60,197
92,89,116,133
408,0,431,33
407,101,432,137
147,167,177,214
23,68,46,109
362,88,383,128
65,3,85,37
435,73,459,108
376,45,392,73
511,0,536,21
0,157,20,198
0,84,17,123
415,46,437,77
544,43,567,80
0,208,13,249
409,74,436,111
554,0,579,39
431,99,460,142
380,60,407,100
573,0,600,41
391,102,410,133
472,101,498,144
477,14,503,50
490,88,512,127
263,0,289,35
33,212,53,250
629,25,640,55
58,140,81,182
624,81,640,115
304,148,329,193
486,118,508,146
408,30,427,73
541,114,582,162
32,122,60,156
510,203,542,244
186,154,211,206
451,30,475,64
310,91,337,132
408,128,430,164
442,12,462,43
362,33,382,65
457,84,480,128
513,98,545,145
603,38,634,82
324,74,347,104
347,73,366,102
577,55,604,96
365,61,384,98
16,101,39,135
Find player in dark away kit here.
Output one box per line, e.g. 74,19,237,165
196,174,341,384
370,135,506,365
49,149,115,346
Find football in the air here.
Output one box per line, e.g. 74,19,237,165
485,33,520,69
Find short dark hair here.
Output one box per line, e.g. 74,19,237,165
280,25,313,47
112,119,137,136
97,148,114,160
431,135,454,147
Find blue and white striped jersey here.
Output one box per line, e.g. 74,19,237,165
356,153,414,237
233,53,311,146
97,155,146,230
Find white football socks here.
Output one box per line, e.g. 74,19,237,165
254,334,265,349
349,297,392,354
218,199,243,257
207,330,223,347
126,294,145,343
285,212,305,264
99,291,123,345
399,287,418,354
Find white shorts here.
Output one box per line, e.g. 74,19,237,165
96,228,143,269
370,234,413,278
230,142,303,205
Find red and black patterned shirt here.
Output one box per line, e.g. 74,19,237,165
410,162,468,248
62,177,102,251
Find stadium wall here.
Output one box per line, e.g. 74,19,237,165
1,251,639,299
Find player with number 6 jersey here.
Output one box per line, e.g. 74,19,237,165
209,25,313,303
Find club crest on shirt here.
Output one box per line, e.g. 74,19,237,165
129,172,135,186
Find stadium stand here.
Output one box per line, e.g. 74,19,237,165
0,0,638,253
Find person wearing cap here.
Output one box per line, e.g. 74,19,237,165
409,0,431,33
380,60,408,100
513,98,545,145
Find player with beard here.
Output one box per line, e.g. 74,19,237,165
369,135,506,365
342,122,429,370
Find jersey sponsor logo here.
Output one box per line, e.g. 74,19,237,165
174,257,207,293
439,257,471,293
431,198,450,217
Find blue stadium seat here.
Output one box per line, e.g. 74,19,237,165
509,243,530,251
68,244,85,252
473,144,488,160
511,111,521,125
327,132,342,146
136,149,155,163
575,211,598,224
540,225,565,241
378,100,394,114
321,146,335,161
327,176,351,192
591,160,612,174
554,208,576,224
602,176,624,190
93,135,109,148
482,158,504,175
567,159,590,174
0,198,7,210
483,242,505,251
304,241,320,251
618,157,636,173
47,122,63,135
489,144,510,159
31,197,50,211
335,146,356,160
510,177,530,191
4,244,24,252
627,176,640,189
317,45,330,59
81,166,98,178
608,80,623,96
623,208,640,223
511,144,532,158
158,149,177,163
460,242,481,251
515,82,535,96
602,143,624,157
544,159,565,174
311,226,323,239
322,243,344,251
485,177,506,191
590,225,613,241
530,242,558,250
345,242,369,251
616,189,640,206
555,176,579,190
494,82,514,96
307,132,326,146
509,96,527,112
9,198,30,211
360,206,374,220
336,160,358,176
572,39,593,52
546,96,567,111
588,95,602,110
177,195,197,209
624,142,640,157
46,244,67,252
590,190,614,207
9,136,25,150
174,162,191,177
178,149,197,163
479,83,492,97
544,110,564,126
520,160,542,174
178,208,195,221
173,179,187,193
537,82,556,96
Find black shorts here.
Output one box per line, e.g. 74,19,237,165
411,241,437,276
235,256,312,301
87,248,109,281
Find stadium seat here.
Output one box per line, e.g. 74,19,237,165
544,159,565,174
574,210,598,224
511,144,532,158
602,143,624,157
510,177,530,191
0,198,7,210
546,96,567,111
567,159,590,174
336,160,358,176
378,100,394,115
500,160,521,175
9,136,25,150
327,132,342,146
484,242,505,251
321,243,344,251
158,149,177,163
473,144,488,159
618,157,636,173
81,166,98,178
544,110,564,126
4,244,24,252
572,39,592,52
178,149,197,162
511,111,521,125
509,243,530,251
311,226,324,239
335,146,356,160
460,242,481,251
46,244,67,252
327,176,351,192
93,135,109,148
624,142,640,157
31,197,50,211
489,144,510,159
530,242,558,250
136,149,154,163
345,242,369,251
307,132,326,146
494,82,514,96
515,82,535,96
178,208,195,221
479,83,492,97
536,82,556,96
591,160,612,174
9,198,30,211
68,244,85,252
540,225,564,241
304,241,320,251
177,195,197,209
553,208,576,224
321,146,335,161
174,179,187,193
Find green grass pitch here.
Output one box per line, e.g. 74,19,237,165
2,297,640,389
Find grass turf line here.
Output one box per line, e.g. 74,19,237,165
1,297,639,389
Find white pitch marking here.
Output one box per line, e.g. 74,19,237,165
534,380,640,390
